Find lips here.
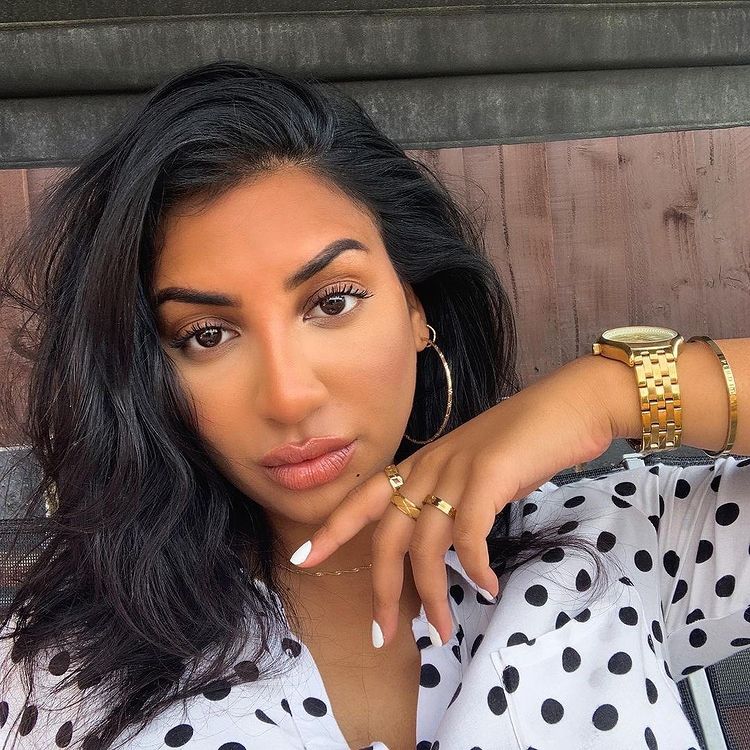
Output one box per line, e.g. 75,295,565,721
261,439,357,491
260,436,354,467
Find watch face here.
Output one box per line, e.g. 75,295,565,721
601,326,678,345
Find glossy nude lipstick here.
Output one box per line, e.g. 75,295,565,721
261,439,356,491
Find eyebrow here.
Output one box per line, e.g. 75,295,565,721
154,238,369,308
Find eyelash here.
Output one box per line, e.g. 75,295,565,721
167,282,373,351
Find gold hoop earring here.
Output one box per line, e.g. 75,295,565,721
404,323,453,444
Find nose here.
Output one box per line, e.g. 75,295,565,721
252,329,328,425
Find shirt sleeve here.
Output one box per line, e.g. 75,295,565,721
651,454,750,677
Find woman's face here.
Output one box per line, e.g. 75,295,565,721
153,165,427,534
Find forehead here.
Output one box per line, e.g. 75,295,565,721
154,167,380,281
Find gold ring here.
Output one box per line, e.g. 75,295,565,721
423,493,457,519
384,464,405,491
390,490,421,520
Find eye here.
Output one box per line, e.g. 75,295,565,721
167,320,237,353
305,282,373,320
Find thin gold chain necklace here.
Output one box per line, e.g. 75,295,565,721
277,562,373,577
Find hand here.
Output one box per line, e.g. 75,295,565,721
290,356,615,648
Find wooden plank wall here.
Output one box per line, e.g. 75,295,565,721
0,127,748,444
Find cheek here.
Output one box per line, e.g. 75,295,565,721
346,323,418,437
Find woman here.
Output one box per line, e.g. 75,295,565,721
0,60,747,750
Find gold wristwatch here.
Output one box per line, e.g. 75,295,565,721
592,326,685,455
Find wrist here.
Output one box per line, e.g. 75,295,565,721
566,352,642,445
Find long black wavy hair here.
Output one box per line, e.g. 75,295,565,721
0,60,610,748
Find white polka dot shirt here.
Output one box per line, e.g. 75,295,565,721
1,455,748,749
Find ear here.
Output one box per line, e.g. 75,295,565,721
403,283,429,352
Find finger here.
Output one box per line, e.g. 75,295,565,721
406,472,463,648
369,506,413,647
291,463,405,569
452,466,512,601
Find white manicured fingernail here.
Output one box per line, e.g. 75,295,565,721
427,620,443,647
478,586,497,602
371,620,384,649
289,540,312,566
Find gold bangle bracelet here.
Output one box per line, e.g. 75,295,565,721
686,336,738,457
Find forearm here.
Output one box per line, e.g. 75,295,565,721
575,337,750,456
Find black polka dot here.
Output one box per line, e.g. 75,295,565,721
664,661,673,679
541,698,564,723
420,663,441,688
634,550,653,571
541,547,565,563
645,726,658,750
525,585,548,606
558,520,578,534
662,550,680,577
681,665,703,676
487,685,507,715
303,697,327,717
745,606,750,623
563,494,586,508
218,744,246,750
447,681,462,707
592,703,618,730
574,608,591,622
731,637,750,647
710,473,722,492
648,515,660,532
234,660,260,682
675,479,691,499
48,651,71,676
716,503,740,526
715,574,735,597
0,702,8,728
614,481,637,496
164,725,193,747
596,531,616,552
507,632,533,646
55,721,73,748
281,637,302,658
645,678,658,704
562,647,580,672
255,709,276,724
77,671,102,690
522,502,538,516
659,495,665,517
202,680,231,701
649,465,660,475
611,495,632,509
651,620,663,643
619,607,638,626
671,579,688,603
502,665,519,692
647,634,655,653
575,569,592,592
696,539,713,563
452,643,461,662
689,628,707,648
19,705,38,736
686,608,705,624
607,651,632,674
619,576,634,586
281,698,292,715
449,584,465,606
470,634,484,657
555,612,571,629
